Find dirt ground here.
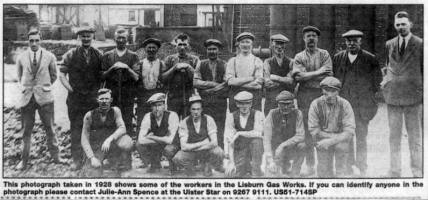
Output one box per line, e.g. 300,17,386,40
2,63,414,178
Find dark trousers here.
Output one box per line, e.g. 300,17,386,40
274,142,305,175
83,134,133,177
233,137,263,177
113,102,134,138
347,113,369,173
68,104,89,166
387,104,422,177
201,96,227,149
316,140,350,177
167,96,189,119
21,97,58,164
297,87,322,169
136,142,179,169
172,147,224,172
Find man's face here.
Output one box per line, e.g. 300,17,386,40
79,32,93,48
322,87,339,104
345,37,362,54
28,34,41,52
115,35,127,50
236,101,252,115
151,102,165,118
145,43,159,58
394,17,412,37
176,39,189,56
303,31,318,49
190,102,203,120
272,40,286,55
278,101,294,114
97,92,113,111
238,38,253,54
206,45,219,60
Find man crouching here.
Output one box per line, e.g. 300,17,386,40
172,95,224,177
81,88,133,177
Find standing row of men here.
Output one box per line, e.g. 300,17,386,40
16,11,422,178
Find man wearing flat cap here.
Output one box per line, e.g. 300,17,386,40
81,88,134,177
193,39,228,148
225,32,264,112
308,77,355,177
136,93,180,174
264,34,295,115
173,95,225,177
382,11,422,177
162,33,200,119
292,25,333,176
59,25,103,170
333,30,382,177
16,29,60,170
224,91,264,177
135,38,165,135
264,91,305,177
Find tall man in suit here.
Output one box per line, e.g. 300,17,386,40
382,11,422,177
16,29,59,170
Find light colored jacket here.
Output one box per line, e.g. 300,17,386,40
16,48,57,107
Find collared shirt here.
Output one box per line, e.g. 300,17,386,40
140,58,162,90
308,96,355,136
30,48,41,63
264,109,305,148
178,115,217,138
224,110,264,142
139,111,179,137
292,48,333,88
347,52,357,63
399,33,412,49
224,53,263,82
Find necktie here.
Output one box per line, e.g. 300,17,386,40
33,52,37,72
400,38,406,56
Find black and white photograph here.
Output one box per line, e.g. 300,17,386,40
1,2,427,199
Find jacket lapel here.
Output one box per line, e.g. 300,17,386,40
35,48,48,76
401,35,417,62
390,36,400,62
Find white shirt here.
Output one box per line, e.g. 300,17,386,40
347,52,358,64
30,48,41,63
399,33,412,49
178,115,217,138
141,58,161,90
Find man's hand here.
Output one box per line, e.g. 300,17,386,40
90,157,102,168
225,159,236,177
230,132,241,144
254,77,264,85
270,74,282,81
317,67,332,75
316,139,332,150
113,62,129,70
266,156,280,175
175,63,191,71
101,137,114,153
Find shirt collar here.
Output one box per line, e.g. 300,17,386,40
399,33,412,44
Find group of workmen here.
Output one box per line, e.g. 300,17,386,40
15,11,422,178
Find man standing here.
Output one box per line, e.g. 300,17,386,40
16,29,59,170
292,26,333,176
101,27,139,138
263,34,295,115
135,38,165,134
173,95,224,177
264,91,305,177
333,30,382,176
136,93,180,174
225,32,264,112
382,11,422,177
162,33,200,118
224,91,264,177
81,89,134,177
308,77,355,177
60,26,103,170
193,39,228,148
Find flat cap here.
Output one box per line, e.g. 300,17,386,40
27,28,40,36
147,93,166,104
342,30,363,38
76,25,95,35
142,38,161,48
234,91,253,103
204,39,223,48
302,26,321,36
320,77,342,90
115,27,128,37
236,32,255,42
189,95,202,104
270,34,289,43
276,91,295,103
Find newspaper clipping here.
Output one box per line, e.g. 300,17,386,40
1,2,427,199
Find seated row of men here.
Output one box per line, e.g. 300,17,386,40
82,76,354,177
